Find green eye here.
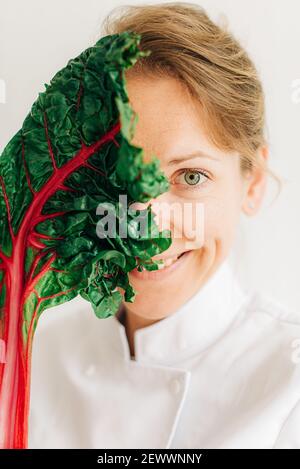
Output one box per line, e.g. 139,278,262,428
173,169,210,189
184,170,202,185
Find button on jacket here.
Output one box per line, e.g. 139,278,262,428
28,260,300,449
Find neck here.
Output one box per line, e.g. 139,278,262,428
120,305,161,359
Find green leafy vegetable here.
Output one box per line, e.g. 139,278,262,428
0,31,172,448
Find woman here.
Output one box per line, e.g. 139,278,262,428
28,3,300,449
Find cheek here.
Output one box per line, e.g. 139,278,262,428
202,191,243,244
151,176,244,248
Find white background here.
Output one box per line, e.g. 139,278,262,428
0,0,299,311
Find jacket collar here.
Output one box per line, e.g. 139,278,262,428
111,259,247,367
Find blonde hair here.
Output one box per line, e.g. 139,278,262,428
101,2,281,188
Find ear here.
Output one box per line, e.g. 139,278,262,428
241,145,269,216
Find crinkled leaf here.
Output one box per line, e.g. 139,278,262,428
0,31,172,341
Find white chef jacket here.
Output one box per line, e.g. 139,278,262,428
28,259,300,449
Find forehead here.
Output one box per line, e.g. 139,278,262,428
123,73,239,167
124,73,212,164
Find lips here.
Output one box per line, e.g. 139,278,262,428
131,250,192,280
155,251,187,269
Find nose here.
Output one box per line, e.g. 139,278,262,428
129,192,172,234
129,193,205,251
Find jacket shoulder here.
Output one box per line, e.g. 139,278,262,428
245,290,300,327
32,294,117,357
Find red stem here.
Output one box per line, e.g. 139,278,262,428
0,120,121,448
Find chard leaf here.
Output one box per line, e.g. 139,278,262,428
0,30,174,449
0,31,172,334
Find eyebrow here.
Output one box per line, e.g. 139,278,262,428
167,151,220,165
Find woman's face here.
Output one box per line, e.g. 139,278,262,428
121,73,265,323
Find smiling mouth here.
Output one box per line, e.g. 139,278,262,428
154,251,188,269
131,250,192,279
